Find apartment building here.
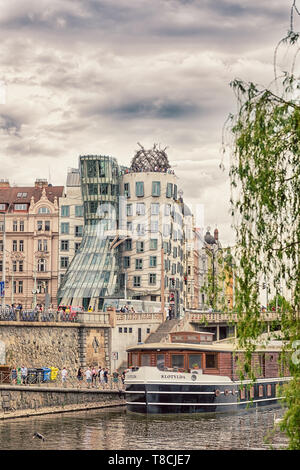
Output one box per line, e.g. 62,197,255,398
58,168,84,288
0,179,64,308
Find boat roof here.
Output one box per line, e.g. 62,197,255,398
127,333,285,353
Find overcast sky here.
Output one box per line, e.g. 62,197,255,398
0,0,295,246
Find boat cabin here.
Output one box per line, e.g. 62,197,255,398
126,331,290,380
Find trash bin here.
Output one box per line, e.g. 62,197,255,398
36,368,44,383
42,367,51,382
27,368,37,384
0,365,11,383
50,367,58,381
16,367,22,385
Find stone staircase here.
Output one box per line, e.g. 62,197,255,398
145,318,181,344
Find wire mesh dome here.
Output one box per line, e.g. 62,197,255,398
130,143,171,172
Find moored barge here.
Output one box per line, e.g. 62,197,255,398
125,331,291,414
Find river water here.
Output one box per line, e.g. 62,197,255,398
0,405,288,451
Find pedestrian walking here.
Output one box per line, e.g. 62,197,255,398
77,367,83,388
11,367,17,385
91,366,97,387
99,368,105,388
112,370,119,389
121,371,126,388
61,367,68,386
103,368,109,389
21,365,28,385
85,367,92,388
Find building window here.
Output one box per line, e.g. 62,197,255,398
100,183,109,195
61,222,69,234
136,203,145,215
0,240,3,251
0,221,4,232
37,280,48,293
150,239,158,250
37,220,43,231
152,181,161,197
0,260,2,271
149,273,156,285
45,220,50,231
136,241,144,253
14,204,27,211
126,204,133,216
19,240,24,252
88,183,98,196
173,184,177,199
13,220,18,231
149,256,157,267
133,276,141,287
164,203,171,216
75,205,84,217
75,225,83,237
124,183,130,198
75,242,81,253
37,259,46,272
151,203,159,215
19,220,24,231
136,224,145,236
12,240,17,251
125,239,132,251
18,281,23,294
12,260,17,272
166,183,173,198
38,206,50,214
135,259,143,270
60,257,69,269
150,220,158,233
0,204,6,211
61,205,70,217
87,160,97,177
188,354,202,369
19,261,23,272
135,182,144,197
61,240,69,251
123,256,130,268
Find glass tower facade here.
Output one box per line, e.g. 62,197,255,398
57,155,121,310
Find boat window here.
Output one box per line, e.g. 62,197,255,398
141,354,151,366
205,353,218,369
188,354,202,369
131,353,139,366
157,354,165,370
171,354,184,369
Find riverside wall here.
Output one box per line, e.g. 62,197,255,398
0,322,111,373
0,385,126,419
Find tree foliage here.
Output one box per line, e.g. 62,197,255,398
223,2,300,449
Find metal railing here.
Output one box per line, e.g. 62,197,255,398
0,308,111,324
0,370,125,391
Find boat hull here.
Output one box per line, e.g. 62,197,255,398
125,368,290,415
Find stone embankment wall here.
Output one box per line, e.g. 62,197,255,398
0,385,126,419
0,323,111,372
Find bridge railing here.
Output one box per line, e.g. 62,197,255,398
187,310,282,323
0,308,111,325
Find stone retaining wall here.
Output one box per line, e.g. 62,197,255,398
0,385,126,419
0,323,111,372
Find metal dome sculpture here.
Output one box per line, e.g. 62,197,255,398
130,143,171,172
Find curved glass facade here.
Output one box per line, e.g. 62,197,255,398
58,155,121,310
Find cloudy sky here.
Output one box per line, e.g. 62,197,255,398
0,0,295,245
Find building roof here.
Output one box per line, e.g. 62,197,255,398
66,169,81,187
0,184,64,210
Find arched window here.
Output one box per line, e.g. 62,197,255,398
37,258,46,272
38,206,50,214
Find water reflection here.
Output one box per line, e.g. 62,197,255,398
0,406,288,450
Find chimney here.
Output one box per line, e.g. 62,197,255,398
35,179,48,188
214,228,219,241
0,179,10,188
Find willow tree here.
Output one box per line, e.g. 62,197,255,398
223,3,300,450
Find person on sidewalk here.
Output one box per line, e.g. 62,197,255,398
61,367,68,386
21,365,28,385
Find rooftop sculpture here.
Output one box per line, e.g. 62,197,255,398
130,143,172,173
